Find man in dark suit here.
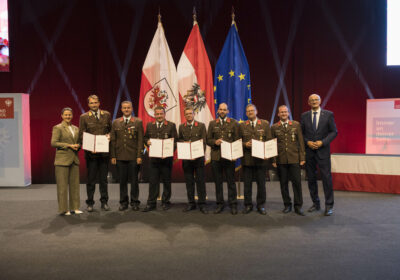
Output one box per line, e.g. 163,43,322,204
143,106,178,212
178,107,208,214
110,101,144,211
79,95,112,212
300,94,338,216
207,103,240,215
239,104,271,215
272,105,306,216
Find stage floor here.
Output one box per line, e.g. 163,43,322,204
1,182,400,280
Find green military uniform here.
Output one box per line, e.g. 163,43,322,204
271,120,306,210
239,119,272,209
178,121,207,207
78,110,112,206
207,117,239,207
110,116,144,208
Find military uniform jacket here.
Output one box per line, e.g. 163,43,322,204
144,120,178,151
178,121,207,161
51,122,80,166
110,117,144,161
239,119,272,166
207,117,239,161
271,120,306,164
78,110,112,157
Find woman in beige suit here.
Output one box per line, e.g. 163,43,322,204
51,107,82,215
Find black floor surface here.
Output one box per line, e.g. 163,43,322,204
1,182,400,280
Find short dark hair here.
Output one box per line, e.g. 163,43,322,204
87,95,99,103
184,107,194,114
121,101,132,107
154,106,165,113
246,104,256,111
61,107,73,114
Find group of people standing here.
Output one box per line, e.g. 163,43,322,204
51,93,338,217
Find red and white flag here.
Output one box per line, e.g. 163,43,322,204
177,20,215,159
138,19,180,128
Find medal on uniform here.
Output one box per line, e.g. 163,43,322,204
292,133,295,141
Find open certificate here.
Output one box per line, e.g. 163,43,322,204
82,132,109,153
177,140,204,160
221,139,243,161
149,138,174,158
251,138,278,159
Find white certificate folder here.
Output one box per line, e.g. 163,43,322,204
221,139,243,161
149,138,174,158
177,140,204,160
251,138,278,159
82,132,109,153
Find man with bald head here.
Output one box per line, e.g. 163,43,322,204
301,94,337,216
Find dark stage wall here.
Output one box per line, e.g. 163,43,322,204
0,0,399,183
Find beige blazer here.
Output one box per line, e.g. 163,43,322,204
51,122,80,166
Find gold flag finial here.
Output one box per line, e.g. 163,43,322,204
158,7,161,23
231,6,235,24
193,6,197,25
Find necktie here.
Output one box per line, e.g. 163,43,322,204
252,121,255,129
125,119,128,125
284,123,287,129
312,111,317,131
94,111,98,120
158,122,161,129
188,124,192,130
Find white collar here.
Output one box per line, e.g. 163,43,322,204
123,115,131,122
312,107,321,114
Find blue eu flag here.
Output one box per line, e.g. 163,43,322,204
214,22,251,122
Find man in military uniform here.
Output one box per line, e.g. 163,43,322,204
143,106,178,212
178,107,208,214
272,105,306,216
79,95,112,212
110,101,144,211
207,103,240,215
239,104,271,215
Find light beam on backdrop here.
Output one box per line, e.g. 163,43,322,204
259,0,303,123
98,2,145,120
322,27,367,108
24,1,84,114
320,1,375,101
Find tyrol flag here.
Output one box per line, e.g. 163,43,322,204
177,17,215,160
138,17,181,128
214,19,251,123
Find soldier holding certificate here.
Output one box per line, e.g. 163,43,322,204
79,95,112,212
178,107,208,214
272,105,306,216
239,104,271,215
110,101,144,211
143,106,178,212
207,103,239,215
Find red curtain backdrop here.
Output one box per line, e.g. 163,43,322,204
0,0,399,183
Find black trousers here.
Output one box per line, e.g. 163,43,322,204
211,159,237,206
243,165,266,208
147,158,172,207
277,163,303,208
182,157,206,205
85,156,109,206
116,160,140,206
305,155,334,207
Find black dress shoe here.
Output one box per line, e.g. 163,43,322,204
242,206,253,214
199,206,208,214
162,204,171,211
231,206,238,215
308,204,321,212
183,204,196,212
131,205,140,211
214,205,224,214
87,205,94,212
119,205,128,211
324,207,333,216
101,203,111,211
294,207,305,216
142,205,156,212
282,205,292,214
257,207,267,215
